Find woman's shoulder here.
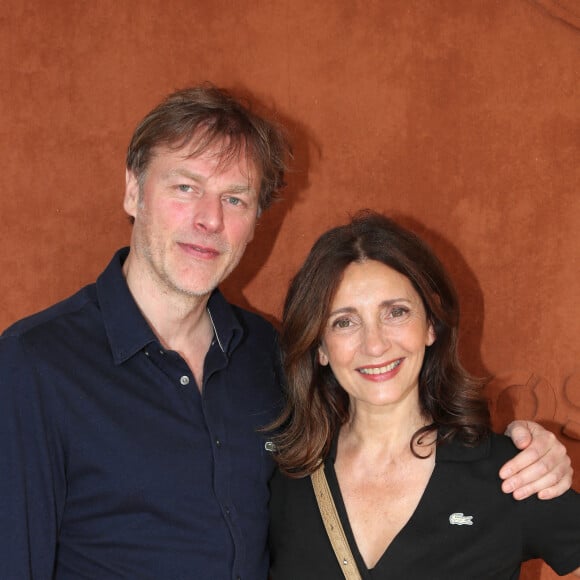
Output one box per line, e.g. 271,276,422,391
437,430,519,470
269,468,315,501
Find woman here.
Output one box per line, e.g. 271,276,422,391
268,211,579,579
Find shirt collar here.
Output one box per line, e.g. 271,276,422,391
206,287,244,354
97,248,156,364
97,248,244,365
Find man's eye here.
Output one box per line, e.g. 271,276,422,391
225,196,242,206
178,184,192,193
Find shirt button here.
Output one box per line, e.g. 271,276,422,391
179,375,190,386
215,439,222,448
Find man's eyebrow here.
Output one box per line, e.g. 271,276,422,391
165,169,256,195
222,184,257,195
165,168,204,182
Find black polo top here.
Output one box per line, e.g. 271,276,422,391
269,432,580,579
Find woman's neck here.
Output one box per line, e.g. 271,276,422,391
339,400,434,462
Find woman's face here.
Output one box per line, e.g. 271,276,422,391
318,259,435,411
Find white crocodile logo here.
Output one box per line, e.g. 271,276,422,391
449,512,474,526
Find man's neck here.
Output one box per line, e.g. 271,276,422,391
122,251,214,354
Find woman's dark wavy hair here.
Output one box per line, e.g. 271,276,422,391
271,210,490,477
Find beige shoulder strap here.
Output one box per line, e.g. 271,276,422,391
311,463,362,580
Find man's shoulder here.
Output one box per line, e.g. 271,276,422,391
2,282,97,342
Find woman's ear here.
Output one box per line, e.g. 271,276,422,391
426,323,436,347
318,344,329,366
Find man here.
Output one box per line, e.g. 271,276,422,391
0,86,572,579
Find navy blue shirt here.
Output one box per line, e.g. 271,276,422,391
0,248,283,580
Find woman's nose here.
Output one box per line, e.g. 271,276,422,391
362,323,391,356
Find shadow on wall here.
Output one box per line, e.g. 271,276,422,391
530,0,580,30
393,214,490,381
221,87,318,328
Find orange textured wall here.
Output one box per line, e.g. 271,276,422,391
1,1,578,578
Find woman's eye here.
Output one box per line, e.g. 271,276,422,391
390,307,408,318
333,318,351,329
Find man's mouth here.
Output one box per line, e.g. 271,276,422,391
179,242,221,258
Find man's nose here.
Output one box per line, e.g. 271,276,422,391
193,194,224,234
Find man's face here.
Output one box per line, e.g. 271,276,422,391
124,140,260,300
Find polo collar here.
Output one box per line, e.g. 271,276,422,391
327,428,491,464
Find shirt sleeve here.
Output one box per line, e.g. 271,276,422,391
0,333,65,579
520,486,580,575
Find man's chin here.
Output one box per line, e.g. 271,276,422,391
171,275,224,299
175,284,217,299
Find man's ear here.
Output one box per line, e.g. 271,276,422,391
124,169,140,219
